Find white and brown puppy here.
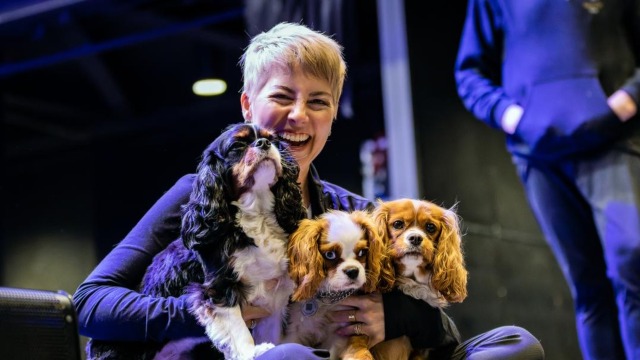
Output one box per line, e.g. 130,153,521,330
371,198,467,360
285,210,395,360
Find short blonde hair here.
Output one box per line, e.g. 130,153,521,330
239,22,347,111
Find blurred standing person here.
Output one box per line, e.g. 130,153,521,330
455,1,640,359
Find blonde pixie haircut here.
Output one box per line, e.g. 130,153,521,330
239,22,347,116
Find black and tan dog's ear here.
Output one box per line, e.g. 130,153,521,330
288,218,327,301
272,142,306,234
181,144,234,251
431,206,468,303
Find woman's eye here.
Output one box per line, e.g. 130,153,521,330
357,249,368,257
270,93,292,102
324,251,336,260
309,99,330,106
425,222,437,234
392,220,404,230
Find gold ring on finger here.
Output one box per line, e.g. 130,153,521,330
348,311,356,322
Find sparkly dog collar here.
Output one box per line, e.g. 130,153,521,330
316,289,357,304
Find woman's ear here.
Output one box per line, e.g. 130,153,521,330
241,93,252,122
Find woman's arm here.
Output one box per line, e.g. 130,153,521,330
73,174,205,342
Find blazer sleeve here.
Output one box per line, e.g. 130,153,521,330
73,174,205,342
454,0,515,130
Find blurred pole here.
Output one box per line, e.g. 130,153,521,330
376,0,418,199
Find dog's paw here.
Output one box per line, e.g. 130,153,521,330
341,348,374,360
254,342,275,358
342,353,374,360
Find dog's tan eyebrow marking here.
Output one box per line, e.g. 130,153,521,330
354,240,369,252
319,242,340,252
257,127,273,139
234,126,251,139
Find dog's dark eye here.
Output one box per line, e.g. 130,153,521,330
229,142,246,152
324,251,337,260
225,142,246,157
425,222,437,234
392,220,404,230
357,249,368,257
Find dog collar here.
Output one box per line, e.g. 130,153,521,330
315,289,357,304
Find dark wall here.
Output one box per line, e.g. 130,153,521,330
404,1,580,359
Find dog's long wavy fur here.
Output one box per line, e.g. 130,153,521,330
86,123,307,360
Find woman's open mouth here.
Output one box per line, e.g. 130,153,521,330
278,132,311,147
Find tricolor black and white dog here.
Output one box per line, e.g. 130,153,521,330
86,122,307,360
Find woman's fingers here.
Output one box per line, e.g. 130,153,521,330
241,304,271,322
333,293,385,348
330,308,363,323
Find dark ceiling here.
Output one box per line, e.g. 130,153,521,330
2,0,384,168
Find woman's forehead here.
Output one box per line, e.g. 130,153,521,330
260,68,332,93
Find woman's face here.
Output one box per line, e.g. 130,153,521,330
241,66,336,175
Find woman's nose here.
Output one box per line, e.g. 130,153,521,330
288,101,308,122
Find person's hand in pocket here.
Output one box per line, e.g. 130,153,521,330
608,90,637,122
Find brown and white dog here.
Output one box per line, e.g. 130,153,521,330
371,198,468,359
285,210,395,360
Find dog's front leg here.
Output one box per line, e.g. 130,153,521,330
339,335,373,360
192,303,272,360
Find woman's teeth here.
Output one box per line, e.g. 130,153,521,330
278,133,310,146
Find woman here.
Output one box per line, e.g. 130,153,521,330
74,22,544,359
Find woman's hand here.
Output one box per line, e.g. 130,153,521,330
330,292,385,348
608,89,637,122
241,304,271,330
241,279,278,329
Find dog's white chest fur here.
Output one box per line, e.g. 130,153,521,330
233,184,293,310
398,256,446,308
401,255,430,284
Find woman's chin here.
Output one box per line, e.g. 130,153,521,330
291,149,314,167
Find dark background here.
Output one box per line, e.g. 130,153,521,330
2,1,580,358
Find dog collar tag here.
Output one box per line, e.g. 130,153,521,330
301,299,318,317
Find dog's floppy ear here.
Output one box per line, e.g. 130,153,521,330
431,205,468,303
372,200,390,245
371,203,396,292
181,142,235,251
272,142,307,234
353,211,395,293
288,218,327,301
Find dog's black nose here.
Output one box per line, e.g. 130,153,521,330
255,138,271,150
408,234,423,246
344,267,360,280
